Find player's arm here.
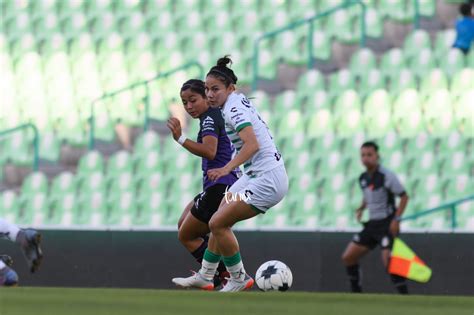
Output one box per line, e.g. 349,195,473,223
356,199,366,222
167,117,218,160
207,125,259,181
394,193,409,220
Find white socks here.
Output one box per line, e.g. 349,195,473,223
199,260,219,281
0,260,5,270
227,261,245,281
0,218,20,242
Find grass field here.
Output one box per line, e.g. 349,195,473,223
0,287,473,315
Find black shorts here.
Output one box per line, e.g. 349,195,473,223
352,216,394,250
190,184,229,224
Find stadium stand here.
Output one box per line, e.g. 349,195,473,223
0,0,473,231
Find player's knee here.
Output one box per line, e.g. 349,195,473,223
341,252,354,265
208,216,224,234
177,228,189,244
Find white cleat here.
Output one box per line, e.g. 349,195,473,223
172,271,214,291
219,274,254,292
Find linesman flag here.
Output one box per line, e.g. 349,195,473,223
388,238,432,283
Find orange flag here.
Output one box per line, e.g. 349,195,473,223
388,238,432,283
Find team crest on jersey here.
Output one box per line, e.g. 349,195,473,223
360,179,367,188
241,97,251,108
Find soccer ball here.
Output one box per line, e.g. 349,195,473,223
255,260,293,292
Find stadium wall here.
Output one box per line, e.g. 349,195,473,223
2,230,473,295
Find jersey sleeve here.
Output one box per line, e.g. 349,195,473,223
227,102,252,133
385,171,406,196
200,112,219,138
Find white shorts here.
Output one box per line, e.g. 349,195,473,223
228,165,289,213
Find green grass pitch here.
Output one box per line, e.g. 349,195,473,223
0,287,473,315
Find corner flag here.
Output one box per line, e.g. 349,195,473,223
388,237,432,283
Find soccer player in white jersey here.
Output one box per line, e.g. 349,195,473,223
172,56,289,292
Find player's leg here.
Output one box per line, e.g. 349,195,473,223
341,241,370,292
0,218,43,273
380,236,408,294
208,200,257,292
0,254,18,286
177,201,193,230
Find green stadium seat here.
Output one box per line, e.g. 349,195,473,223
454,91,474,135
450,68,474,98
0,190,19,221
76,191,105,226
274,90,298,111
107,171,134,193
349,48,376,78
419,68,449,99
440,49,466,77
418,0,437,17
442,151,471,176
359,69,385,96
403,30,431,58
45,193,76,226
136,190,166,226
306,109,334,138
329,70,355,95
364,7,383,38
312,30,331,61
17,192,48,225
382,0,415,23
363,89,393,137
78,172,106,195
434,29,456,59
77,151,105,176
408,48,436,77
392,89,425,136
381,48,406,77
295,69,325,101
388,68,416,95
305,90,331,112
250,90,271,111
21,172,48,195
50,172,76,197
423,89,454,135
105,190,135,226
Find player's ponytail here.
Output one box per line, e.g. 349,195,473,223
207,55,238,87
180,79,206,98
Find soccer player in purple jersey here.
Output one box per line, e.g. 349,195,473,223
167,79,239,289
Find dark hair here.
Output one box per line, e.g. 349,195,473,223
180,79,206,98
460,3,472,16
206,55,238,87
361,141,379,152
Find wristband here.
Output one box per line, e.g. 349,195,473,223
394,215,402,222
177,134,187,145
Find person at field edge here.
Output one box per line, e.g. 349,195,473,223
452,2,474,54
341,142,410,294
172,56,289,292
167,79,240,289
0,218,43,286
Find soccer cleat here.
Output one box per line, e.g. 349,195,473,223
0,266,19,287
172,271,214,290
219,274,254,292
18,229,43,273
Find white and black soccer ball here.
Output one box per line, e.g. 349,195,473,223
255,260,293,292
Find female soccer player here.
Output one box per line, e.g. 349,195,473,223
172,57,289,292
167,79,239,288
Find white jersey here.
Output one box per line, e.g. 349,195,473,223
220,92,284,175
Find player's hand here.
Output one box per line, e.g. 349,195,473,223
356,209,363,222
390,219,400,237
167,117,182,141
207,166,231,182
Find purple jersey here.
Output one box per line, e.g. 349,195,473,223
197,107,238,190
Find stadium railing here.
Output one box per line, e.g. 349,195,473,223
88,61,204,149
401,194,474,229
0,123,39,171
251,0,367,90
